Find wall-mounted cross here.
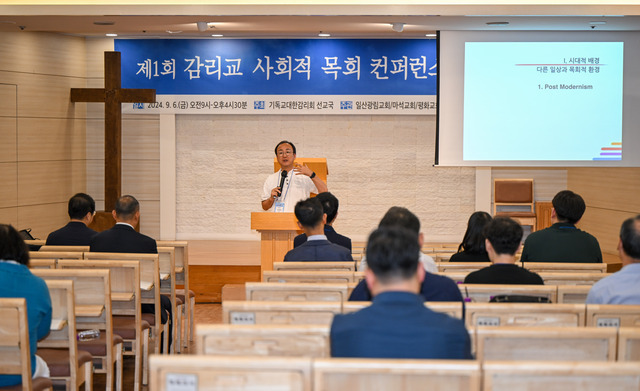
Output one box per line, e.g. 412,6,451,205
71,51,156,210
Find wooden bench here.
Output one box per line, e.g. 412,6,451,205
618,327,640,361
0,298,53,391
475,326,617,362
313,358,481,391
34,268,121,391
556,285,591,303
540,272,611,285
149,355,312,391
459,284,557,303
30,251,84,261
29,258,57,269
272,261,356,272
38,279,93,391
196,324,330,357
483,361,640,390
465,303,585,328
437,262,491,273
245,282,349,302
524,262,608,273
39,245,90,253
585,304,640,328
262,270,357,283
342,301,464,320
223,300,341,325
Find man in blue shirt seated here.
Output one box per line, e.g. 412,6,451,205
330,226,472,359
587,215,640,304
283,197,353,262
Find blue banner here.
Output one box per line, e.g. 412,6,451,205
115,39,437,96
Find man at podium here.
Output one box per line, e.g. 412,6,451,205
261,140,327,212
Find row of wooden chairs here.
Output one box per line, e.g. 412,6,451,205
148,356,640,391
222,299,640,329
243,282,594,303
195,322,640,362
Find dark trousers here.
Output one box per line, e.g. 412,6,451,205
141,294,172,351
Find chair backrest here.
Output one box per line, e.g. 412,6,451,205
262,270,356,283
523,262,607,273
149,355,312,391
483,361,640,391
30,251,83,260
245,282,349,302
273,262,356,272
155,240,189,289
438,262,491,273
0,298,33,389
539,272,610,286
493,178,534,214
39,245,90,252
618,327,640,361
223,300,341,325
341,301,465,320
556,285,591,303
196,324,330,357
313,358,481,391
585,304,640,328
459,284,558,303
157,247,177,335
29,258,57,269
475,326,617,362
465,303,585,328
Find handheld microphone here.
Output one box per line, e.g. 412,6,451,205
277,170,288,197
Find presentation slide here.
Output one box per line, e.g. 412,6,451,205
463,42,624,161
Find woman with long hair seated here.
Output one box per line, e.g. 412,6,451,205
450,211,492,262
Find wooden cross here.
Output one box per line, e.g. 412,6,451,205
71,51,156,210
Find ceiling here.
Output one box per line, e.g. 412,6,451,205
2,3,640,38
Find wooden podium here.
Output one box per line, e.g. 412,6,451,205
251,212,301,273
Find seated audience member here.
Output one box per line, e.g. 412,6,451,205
90,195,172,349
350,207,460,302
465,217,543,285
46,192,97,245
284,197,353,262
587,215,640,304
520,190,602,263
0,224,52,386
331,226,472,359
450,211,492,262
293,192,351,251
359,207,437,273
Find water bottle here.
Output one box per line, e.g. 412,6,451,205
77,329,100,341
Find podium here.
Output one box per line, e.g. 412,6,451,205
251,212,301,273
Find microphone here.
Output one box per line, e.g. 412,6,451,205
277,170,288,197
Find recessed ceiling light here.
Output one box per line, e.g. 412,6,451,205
425,33,437,38
211,34,223,37
486,21,510,26
589,21,607,25
318,32,330,37
106,33,117,37
94,21,115,26
166,30,182,34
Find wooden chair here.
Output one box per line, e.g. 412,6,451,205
156,240,194,349
585,304,640,328
245,282,349,302
39,246,90,253
465,303,585,328
0,298,53,391
262,270,356,283
483,361,640,390
313,358,481,391
523,262,607,273
196,324,330,357
58,260,147,391
84,253,166,355
34,269,122,391
149,355,312,391
30,252,83,261
29,259,57,269
556,285,591,304
437,262,491,273
342,301,464,320
439,272,467,284
493,178,536,231
38,279,93,391
539,272,610,285
617,327,640,361
157,246,181,353
273,261,356,272
458,284,557,303
223,300,341,325
475,326,617,362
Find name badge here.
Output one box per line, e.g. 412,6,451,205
274,201,285,213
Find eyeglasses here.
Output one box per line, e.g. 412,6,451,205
277,149,294,156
